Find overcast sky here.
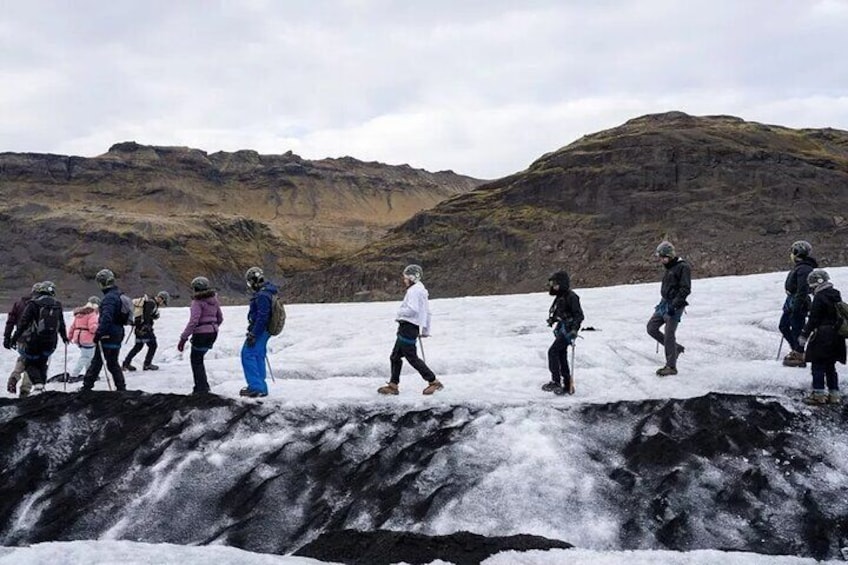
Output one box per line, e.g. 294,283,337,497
1,0,847,178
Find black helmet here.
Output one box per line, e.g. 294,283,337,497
402,264,423,283
191,276,211,292
791,240,812,259
246,266,265,291
156,291,170,305
35,281,56,296
655,241,675,258
548,271,570,293
807,269,830,290
95,268,116,289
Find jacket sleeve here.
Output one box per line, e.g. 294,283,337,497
11,303,37,343
252,291,273,334
567,292,584,330
96,295,116,340
793,267,812,304
181,301,202,342
68,317,79,344
216,305,224,326
672,263,692,311
418,290,431,336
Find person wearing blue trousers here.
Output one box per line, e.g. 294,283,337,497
240,266,278,397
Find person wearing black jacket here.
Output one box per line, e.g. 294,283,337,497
798,269,844,405
542,271,584,395
10,281,69,393
122,291,170,371
780,240,818,367
82,269,128,392
4,291,33,397
647,241,691,376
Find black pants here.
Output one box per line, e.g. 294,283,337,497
190,333,217,393
124,334,158,367
23,350,52,386
83,345,126,390
548,334,571,387
390,321,436,384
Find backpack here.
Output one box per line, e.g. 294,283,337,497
268,295,287,336
33,300,62,343
132,296,147,326
119,294,135,326
835,301,848,338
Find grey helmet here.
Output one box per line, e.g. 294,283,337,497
30,282,41,295
191,276,211,292
790,240,812,259
156,290,170,305
87,295,102,306
655,241,676,258
95,268,116,289
807,269,830,290
245,266,265,291
403,264,424,283
35,281,56,296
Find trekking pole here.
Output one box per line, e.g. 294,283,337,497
98,342,113,391
569,342,577,395
776,337,784,361
63,343,68,392
419,336,427,363
265,355,276,383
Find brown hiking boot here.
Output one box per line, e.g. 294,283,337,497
782,350,806,368
656,366,678,377
422,379,444,395
377,382,399,395
828,391,842,405
803,392,829,406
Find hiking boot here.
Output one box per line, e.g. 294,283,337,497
552,384,567,396
122,363,137,372
32,384,45,394
239,387,267,398
782,351,806,368
541,381,561,392
377,382,399,395
656,366,678,377
142,364,159,371
828,391,842,405
422,380,444,395
803,392,829,406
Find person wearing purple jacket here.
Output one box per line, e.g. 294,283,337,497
177,277,223,395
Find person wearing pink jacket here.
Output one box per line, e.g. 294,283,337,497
68,297,100,380
178,277,223,395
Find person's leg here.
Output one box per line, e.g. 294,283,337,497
123,341,143,368
788,309,807,353
241,332,269,394
778,310,795,350
72,346,94,376
402,342,437,382
810,362,826,392
647,312,666,346
663,317,681,368
31,354,50,386
104,347,126,390
82,346,104,390
7,354,26,394
389,341,404,385
825,362,838,392
143,335,158,368
190,333,216,393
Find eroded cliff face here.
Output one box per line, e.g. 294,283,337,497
286,112,848,302
1,392,846,561
0,144,481,302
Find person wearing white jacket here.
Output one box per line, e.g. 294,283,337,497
378,264,444,395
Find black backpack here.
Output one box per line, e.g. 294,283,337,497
31,299,62,346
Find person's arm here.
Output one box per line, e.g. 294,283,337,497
252,292,273,334
11,303,36,343
568,292,584,331
671,263,691,311
418,290,431,336
181,301,202,342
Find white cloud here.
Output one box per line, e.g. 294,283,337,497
1,1,847,178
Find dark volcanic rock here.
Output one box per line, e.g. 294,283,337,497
286,112,848,301
293,529,572,565
1,392,847,560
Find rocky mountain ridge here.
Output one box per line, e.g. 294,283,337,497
286,112,848,302
0,143,481,302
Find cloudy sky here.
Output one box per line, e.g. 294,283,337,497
2,0,847,178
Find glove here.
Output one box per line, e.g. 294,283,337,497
245,332,257,347
798,335,807,348
546,317,556,327
177,338,187,353
3,337,10,350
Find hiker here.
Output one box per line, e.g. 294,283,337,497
4,290,33,397
378,264,443,396
178,276,223,395
122,291,170,371
798,269,844,405
240,266,278,398
10,281,69,394
542,271,584,395
81,269,128,392
780,240,818,368
66,296,101,381
647,240,691,376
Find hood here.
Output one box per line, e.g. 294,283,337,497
74,306,96,316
